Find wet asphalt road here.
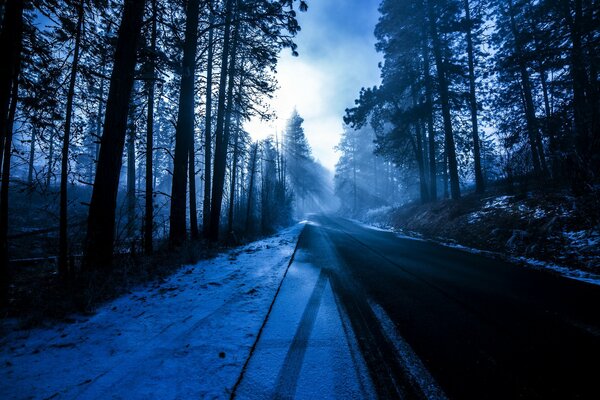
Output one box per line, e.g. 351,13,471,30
300,215,600,399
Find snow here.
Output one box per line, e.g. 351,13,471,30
514,257,600,286
484,195,513,210
533,207,546,219
357,220,600,287
350,218,394,233
0,224,304,400
365,205,393,221
233,234,375,399
467,211,486,224
351,219,428,242
563,230,600,249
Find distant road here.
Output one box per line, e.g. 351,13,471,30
301,215,600,399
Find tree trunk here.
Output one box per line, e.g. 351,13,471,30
463,0,484,193
427,0,460,200
59,0,84,280
227,54,246,236
227,125,240,235
94,62,106,175
84,0,146,270
169,0,201,246
421,25,437,200
507,0,544,176
415,124,429,203
202,17,215,237
47,132,54,187
144,0,156,254
0,0,23,307
0,0,24,179
208,0,235,242
28,126,36,184
563,0,593,175
245,142,258,234
411,88,429,203
127,110,136,245
189,139,199,238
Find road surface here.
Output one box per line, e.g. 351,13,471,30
238,216,600,399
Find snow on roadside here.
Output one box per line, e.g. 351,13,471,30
0,224,304,400
513,257,600,286
355,219,600,287
350,218,428,241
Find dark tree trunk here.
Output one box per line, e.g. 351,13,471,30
28,126,35,184
463,0,484,193
507,0,544,176
94,62,106,174
245,142,258,234
422,24,437,200
427,0,461,200
208,0,235,242
202,17,215,237
0,0,23,307
144,0,156,254
412,91,429,203
563,0,593,174
0,81,18,308
227,126,239,235
0,0,24,179
84,0,146,270
227,55,245,236
169,0,200,246
126,110,136,244
46,132,54,187
189,139,199,239
415,124,429,203
59,0,85,280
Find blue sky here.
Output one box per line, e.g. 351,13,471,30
245,0,382,171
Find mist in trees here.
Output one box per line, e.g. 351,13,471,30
0,0,311,305
2,0,598,307
339,0,599,211
283,110,336,217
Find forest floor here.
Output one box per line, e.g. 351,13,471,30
360,186,600,284
0,224,304,399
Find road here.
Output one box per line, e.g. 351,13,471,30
292,215,600,399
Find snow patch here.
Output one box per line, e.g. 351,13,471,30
484,195,513,210
514,257,600,286
0,224,304,400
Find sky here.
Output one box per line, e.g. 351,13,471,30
244,0,382,171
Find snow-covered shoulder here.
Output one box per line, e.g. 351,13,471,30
0,223,304,400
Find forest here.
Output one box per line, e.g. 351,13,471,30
1,1,600,398
337,0,599,210
1,0,599,311
0,0,336,310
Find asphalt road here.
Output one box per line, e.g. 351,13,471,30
300,215,600,399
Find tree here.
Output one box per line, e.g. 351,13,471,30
169,0,201,246
84,0,147,271
0,0,26,306
202,16,215,237
59,0,85,280
144,0,157,254
426,0,461,200
462,0,485,193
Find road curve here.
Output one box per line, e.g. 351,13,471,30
302,215,600,399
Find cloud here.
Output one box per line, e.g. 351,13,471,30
244,0,382,171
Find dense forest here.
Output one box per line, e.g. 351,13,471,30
0,0,334,308
336,0,599,214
